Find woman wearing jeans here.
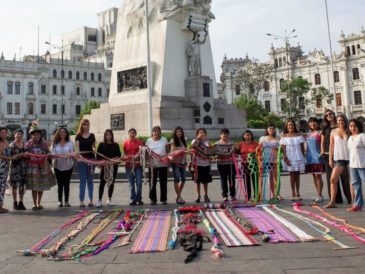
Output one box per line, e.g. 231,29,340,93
75,119,96,207
123,128,144,205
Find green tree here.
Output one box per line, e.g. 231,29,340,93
73,101,101,132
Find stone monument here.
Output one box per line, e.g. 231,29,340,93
87,0,246,139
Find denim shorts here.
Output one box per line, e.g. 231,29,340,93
171,163,186,183
334,160,349,167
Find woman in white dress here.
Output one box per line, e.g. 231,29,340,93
280,119,306,201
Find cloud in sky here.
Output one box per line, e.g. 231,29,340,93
1,0,365,79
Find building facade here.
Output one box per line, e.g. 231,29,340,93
0,57,110,138
221,29,365,124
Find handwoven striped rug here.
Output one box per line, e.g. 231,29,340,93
236,207,298,243
130,210,171,253
205,209,259,247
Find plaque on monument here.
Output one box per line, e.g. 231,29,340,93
110,113,125,130
117,66,147,92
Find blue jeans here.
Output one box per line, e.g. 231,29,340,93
349,168,365,207
126,166,142,202
78,162,94,202
171,163,186,184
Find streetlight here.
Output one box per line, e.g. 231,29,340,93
267,29,297,118
45,41,66,126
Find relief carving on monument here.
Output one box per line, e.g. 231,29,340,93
117,66,148,92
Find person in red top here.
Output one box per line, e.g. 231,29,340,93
123,128,144,205
237,130,258,200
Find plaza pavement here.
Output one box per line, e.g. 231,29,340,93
0,173,364,274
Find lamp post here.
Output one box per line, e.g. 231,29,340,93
267,30,297,118
45,41,65,126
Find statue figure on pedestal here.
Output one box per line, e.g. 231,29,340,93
187,40,201,76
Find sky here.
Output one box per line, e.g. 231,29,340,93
1,0,365,80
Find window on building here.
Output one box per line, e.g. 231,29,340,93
28,103,34,115
91,87,95,97
52,104,57,114
76,105,81,116
334,71,340,83
7,81,13,94
76,87,80,96
264,81,270,91
336,93,342,107
235,84,240,95
88,34,97,42
299,96,305,110
41,84,46,94
61,70,65,79
316,96,323,108
279,58,282,67
53,69,57,78
346,46,351,56
7,102,12,115
314,73,321,85
14,82,20,94
91,73,95,81
218,118,224,125
357,44,361,52
98,88,102,97
15,103,20,115
280,98,287,111
354,90,362,105
28,82,34,95
279,78,285,90
203,116,212,125
76,71,80,80
249,83,255,94
352,45,356,55
98,73,102,82
41,104,46,114
203,83,210,97
68,70,72,79
353,68,360,80
53,85,57,95
264,100,271,112
61,85,65,95
61,104,65,115
84,72,87,80
274,58,278,68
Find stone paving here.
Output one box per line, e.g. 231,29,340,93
0,174,364,274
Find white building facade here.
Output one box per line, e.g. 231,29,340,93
221,30,365,124
0,57,110,138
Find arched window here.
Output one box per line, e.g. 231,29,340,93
68,70,72,79
334,71,340,83
91,73,95,81
98,73,102,82
235,84,240,95
346,46,351,56
283,56,286,65
279,78,285,90
203,116,212,125
264,81,270,91
352,45,356,55
76,71,80,80
53,69,57,78
278,58,282,67
353,68,360,80
61,70,65,79
28,103,34,115
274,58,278,68
84,72,87,80
314,73,321,85
76,87,80,96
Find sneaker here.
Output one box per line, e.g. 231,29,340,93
64,202,71,207
17,201,26,210
223,197,229,203
129,201,137,206
13,201,18,210
58,202,63,208
137,200,144,205
312,196,317,201
96,201,102,208
80,202,86,208
346,205,362,212
106,199,114,206
315,196,323,203
0,207,9,214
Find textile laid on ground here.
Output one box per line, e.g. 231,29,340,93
236,207,298,243
130,210,172,253
205,209,258,247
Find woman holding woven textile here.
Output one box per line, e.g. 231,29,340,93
191,128,212,203
52,127,74,208
170,127,187,205
96,129,121,207
124,128,144,206
238,129,259,201
9,129,27,210
258,124,280,200
216,128,236,202
280,119,306,201
146,126,169,205
325,114,351,208
305,117,325,203
347,119,365,212
321,109,352,204
25,123,56,210
75,119,96,207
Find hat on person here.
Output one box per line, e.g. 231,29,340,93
29,120,42,135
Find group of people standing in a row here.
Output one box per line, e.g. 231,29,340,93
0,109,364,214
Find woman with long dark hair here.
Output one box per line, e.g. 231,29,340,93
96,129,121,207
0,127,14,213
52,127,74,207
321,110,352,204
170,127,187,204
